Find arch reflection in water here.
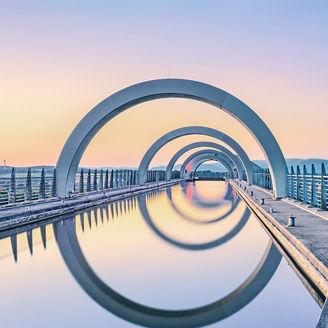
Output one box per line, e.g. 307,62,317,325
54,185,282,328
138,194,250,251
180,181,236,208
166,184,240,225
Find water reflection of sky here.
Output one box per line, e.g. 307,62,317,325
0,181,321,327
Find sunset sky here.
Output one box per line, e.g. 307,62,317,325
1,0,327,168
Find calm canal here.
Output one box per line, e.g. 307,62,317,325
0,181,320,327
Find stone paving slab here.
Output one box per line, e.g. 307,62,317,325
231,180,328,288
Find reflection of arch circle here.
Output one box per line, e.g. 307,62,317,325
56,79,287,198
180,181,236,208
166,186,240,225
138,194,250,251
180,150,234,179
166,141,244,180
138,126,253,186
55,211,282,328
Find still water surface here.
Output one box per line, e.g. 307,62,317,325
0,181,320,327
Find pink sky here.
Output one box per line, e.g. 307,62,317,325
1,1,327,167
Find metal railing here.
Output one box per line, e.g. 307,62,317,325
252,163,328,210
0,168,167,205
287,163,327,209
253,168,273,190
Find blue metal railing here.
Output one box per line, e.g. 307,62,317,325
287,163,327,209
0,168,167,205
253,168,272,190
252,163,328,210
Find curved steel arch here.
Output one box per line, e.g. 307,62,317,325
183,151,235,179
139,126,253,185
56,78,287,198
180,150,235,179
186,154,232,179
166,141,244,180
192,157,230,176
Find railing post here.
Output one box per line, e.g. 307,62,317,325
303,165,307,203
296,165,300,200
311,164,316,207
99,169,104,190
290,166,295,199
8,167,16,203
104,169,109,189
51,168,57,197
287,168,290,197
79,169,84,193
93,169,98,191
86,169,91,192
39,168,46,199
266,168,269,189
321,163,327,210
110,169,114,188
25,168,32,201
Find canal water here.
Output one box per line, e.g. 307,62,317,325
0,181,321,327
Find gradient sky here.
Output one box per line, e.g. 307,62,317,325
1,0,327,167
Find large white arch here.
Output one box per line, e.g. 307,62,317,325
180,151,234,179
180,150,235,179
166,141,244,180
190,154,234,178
138,126,253,186
56,78,287,198
192,157,230,176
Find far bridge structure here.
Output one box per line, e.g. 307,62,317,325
0,78,328,326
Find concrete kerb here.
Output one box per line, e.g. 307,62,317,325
230,179,328,298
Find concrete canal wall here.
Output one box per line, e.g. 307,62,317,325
230,180,328,306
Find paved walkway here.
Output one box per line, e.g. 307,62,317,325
231,179,328,290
